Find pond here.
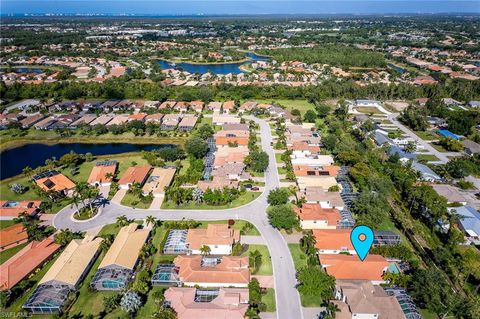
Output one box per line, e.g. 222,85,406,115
387,63,406,74
158,51,270,75
0,143,173,180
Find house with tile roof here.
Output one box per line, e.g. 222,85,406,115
141,167,176,197
319,254,389,284
294,204,341,229
186,224,240,255
118,165,152,190
178,116,198,131
34,171,76,196
214,129,250,146
87,160,117,187
297,186,345,210
334,280,405,319
0,200,42,220
174,255,250,288
23,236,102,314
190,100,204,113
0,223,28,251
313,229,356,255
0,237,61,290
90,223,152,290
164,287,249,319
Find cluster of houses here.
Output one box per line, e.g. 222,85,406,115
0,99,203,132
1,221,249,317
277,118,422,318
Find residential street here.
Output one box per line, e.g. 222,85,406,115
53,116,304,319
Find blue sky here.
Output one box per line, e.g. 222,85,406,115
2,1,479,15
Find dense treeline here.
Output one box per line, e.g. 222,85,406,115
1,77,479,106
258,44,387,68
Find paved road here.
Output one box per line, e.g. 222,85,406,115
388,113,452,163
53,116,304,319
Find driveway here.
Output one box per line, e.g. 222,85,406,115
388,113,451,163
52,116,303,319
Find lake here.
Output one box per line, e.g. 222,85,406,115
158,51,270,75
0,143,173,180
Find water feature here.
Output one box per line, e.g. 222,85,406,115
1,143,173,180
158,51,270,75
387,63,406,74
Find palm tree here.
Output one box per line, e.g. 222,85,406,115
100,234,114,251
69,193,81,210
145,215,156,227
22,166,33,178
325,301,340,318
200,245,211,256
116,215,129,228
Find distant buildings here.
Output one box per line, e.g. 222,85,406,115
0,200,42,220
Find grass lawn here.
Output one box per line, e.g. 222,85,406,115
121,192,153,209
0,220,16,229
255,99,315,116
413,130,439,141
150,226,176,270
275,153,284,163
354,106,383,114
288,244,308,271
278,167,288,175
431,143,449,153
161,191,261,210
242,244,272,275
420,309,438,319
136,286,169,318
263,288,276,312
416,154,440,162
198,220,260,236
0,243,28,264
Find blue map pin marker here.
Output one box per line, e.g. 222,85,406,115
350,225,374,261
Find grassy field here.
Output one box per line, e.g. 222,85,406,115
0,242,28,264
263,288,276,312
242,244,272,275
420,309,438,319
413,130,439,141
198,220,260,236
136,286,169,318
254,99,315,116
161,191,261,210
288,244,308,271
275,153,284,163
431,143,449,153
417,154,440,162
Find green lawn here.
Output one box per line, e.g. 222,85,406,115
242,244,272,275
288,244,308,271
263,288,276,312
161,191,261,210
413,130,439,141
198,220,260,236
416,154,440,162
136,287,169,318
0,243,28,264
354,106,383,114
150,226,176,270
431,143,449,153
0,220,16,229
254,99,316,116
420,309,438,319
275,153,284,163
121,192,153,209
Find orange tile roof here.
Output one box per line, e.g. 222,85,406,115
293,165,340,177
87,164,117,184
174,255,250,285
164,287,249,319
313,229,354,251
319,254,388,281
128,113,147,121
0,223,28,249
288,142,321,154
222,100,235,110
0,200,42,218
294,204,341,224
0,237,61,290
118,165,152,185
187,224,240,250
35,173,76,192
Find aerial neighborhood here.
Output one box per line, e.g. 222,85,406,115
0,10,479,319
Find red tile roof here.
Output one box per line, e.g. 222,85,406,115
319,254,388,281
